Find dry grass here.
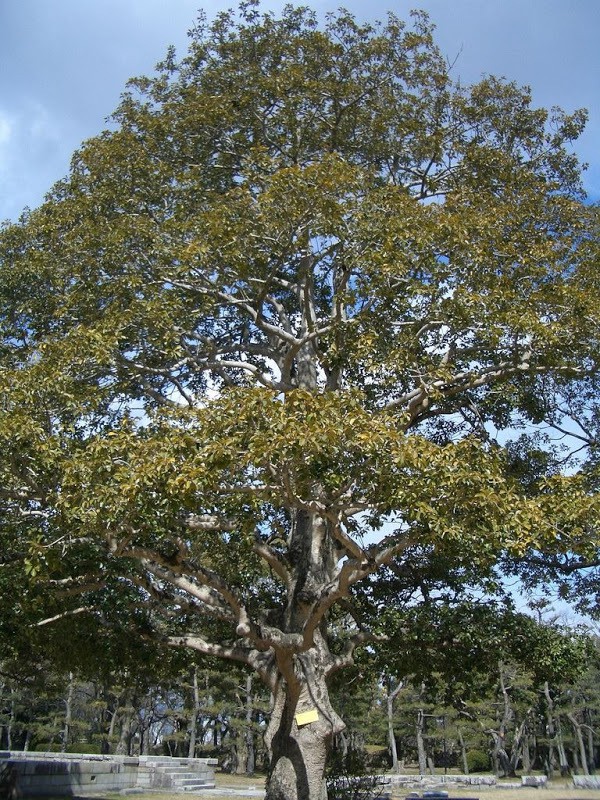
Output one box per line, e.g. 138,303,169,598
96,789,600,800
420,789,600,800
70,772,600,800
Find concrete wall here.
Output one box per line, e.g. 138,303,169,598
384,774,498,788
0,751,216,796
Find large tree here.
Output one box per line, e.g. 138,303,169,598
1,5,599,798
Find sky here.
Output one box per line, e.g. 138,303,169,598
0,0,599,223
0,2,597,627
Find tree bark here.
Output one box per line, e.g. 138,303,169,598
416,709,427,776
386,679,403,773
507,714,531,776
568,713,589,775
457,728,469,775
245,673,256,775
62,672,74,753
107,703,119,754
264,648,344,800
522,732,531,774
556,722,569,777
115,690,135,756
543,682,569,776
139,697,152,755
188,666,200,760
7,698,14,750
584,721,595,776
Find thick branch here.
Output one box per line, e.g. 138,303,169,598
168,634,256,666
252,532,290,584
36,607,94,627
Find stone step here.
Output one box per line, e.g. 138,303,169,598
172,774,205,784
162,768,198,775
139,759,216,792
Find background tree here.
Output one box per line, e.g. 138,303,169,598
1,5,599,798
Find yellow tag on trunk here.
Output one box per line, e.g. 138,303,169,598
295,709,319,727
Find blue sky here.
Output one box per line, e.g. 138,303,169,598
0,0,598,222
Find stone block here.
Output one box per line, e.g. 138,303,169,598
521,775,547,787
574,776,600,789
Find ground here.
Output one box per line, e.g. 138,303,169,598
61,770,600,800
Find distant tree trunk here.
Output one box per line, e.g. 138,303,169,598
386,679,404,773
528,733,538,773
568,713,589,775
556,724,569,777
139,698,152,756
107,705,118,753
115,690,135,756
507,715,531,775
490,731,511,778
7,699,14,750
584,722,595,775
62,672,74,753
337,731,349,759
0,681,5,750
543,683,569,776
457,728,469,775
232,674,255,775
416,709,427,776
188,666,200,759
245,673,255,775
495,662,517,777
522,732,531,774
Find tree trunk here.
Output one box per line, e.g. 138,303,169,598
507,714,531,776
457,728,469,775
139,698,152,756
107,704,119,754
62,672,74,753
245,673,256,775
233,674,255,775
568,713,589,775
490,732,511,778
584,722,595,775
416,709,427,776
188,667,200,760
522,732,531,774
115,690,135,756
7,698,14,750
386,679,403,773
496,661,517,777
264,648,344,800
543,681,567,777
556,719,569,776
258,503,348,800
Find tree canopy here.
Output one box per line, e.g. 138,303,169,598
1,4,599,798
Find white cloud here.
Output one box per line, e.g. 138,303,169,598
0,0,597,220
